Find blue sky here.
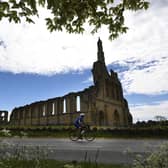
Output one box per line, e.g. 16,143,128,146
0,0,168,122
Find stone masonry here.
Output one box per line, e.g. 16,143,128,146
9,39,132,127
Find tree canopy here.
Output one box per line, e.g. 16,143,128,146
154,115,167,122
0,0,149,40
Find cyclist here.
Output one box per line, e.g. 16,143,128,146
74,113,85,139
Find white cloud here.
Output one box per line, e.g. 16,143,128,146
0,0,168,96
120,56,168,95
108,0,168,95
0,8,97,74
130,100,168,122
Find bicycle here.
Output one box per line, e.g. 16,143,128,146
69,125,95,141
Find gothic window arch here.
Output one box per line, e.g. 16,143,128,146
76,96,80,112
113,110,120,126
1,112,5,117
98,110,104,126
52,103,55,115
42,105,46,117
63,98,66,113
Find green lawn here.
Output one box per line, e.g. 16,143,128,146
0,159,129,168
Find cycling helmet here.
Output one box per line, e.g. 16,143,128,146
80,113,85,116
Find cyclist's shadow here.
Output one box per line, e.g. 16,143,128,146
73,139,95,144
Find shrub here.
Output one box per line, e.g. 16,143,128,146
133,143,168,168
0,129,11,137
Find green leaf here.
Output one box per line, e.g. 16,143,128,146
0,2,10,10
38,0,46,7
26,17,34,23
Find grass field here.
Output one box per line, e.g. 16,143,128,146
0,159,129,168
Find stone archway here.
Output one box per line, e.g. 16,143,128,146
113,110,120,126
98,111,104,126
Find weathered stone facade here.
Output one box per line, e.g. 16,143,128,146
9,39,132,127
0,111,8,125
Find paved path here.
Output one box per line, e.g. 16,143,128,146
0,138,168,164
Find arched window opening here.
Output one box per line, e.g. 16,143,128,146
1,112,5,117
52,103,55,115
98,111,104,126
114,110,120,126
63,99,66,113
42,105,46,117
76,96,80,112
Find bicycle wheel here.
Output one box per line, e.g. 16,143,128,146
69,130,79,141
84,130,95,141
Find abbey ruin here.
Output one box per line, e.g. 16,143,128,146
9,39,132,127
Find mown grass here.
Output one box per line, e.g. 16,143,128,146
0,159,129,168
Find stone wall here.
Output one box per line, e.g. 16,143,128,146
9,87,131,127
10,89,95,126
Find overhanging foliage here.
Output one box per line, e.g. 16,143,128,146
0,0,149,39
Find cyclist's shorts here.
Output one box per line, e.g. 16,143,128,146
74,123,80,128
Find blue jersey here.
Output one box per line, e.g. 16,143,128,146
74,116,84,128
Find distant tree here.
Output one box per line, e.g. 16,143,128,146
0,0,149,40
154,115,167,122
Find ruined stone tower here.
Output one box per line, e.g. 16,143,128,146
9,39,132,127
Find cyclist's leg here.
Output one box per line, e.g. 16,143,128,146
77,126,84,139
74,123,81,138
79,125,86,139
69,124,80,141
